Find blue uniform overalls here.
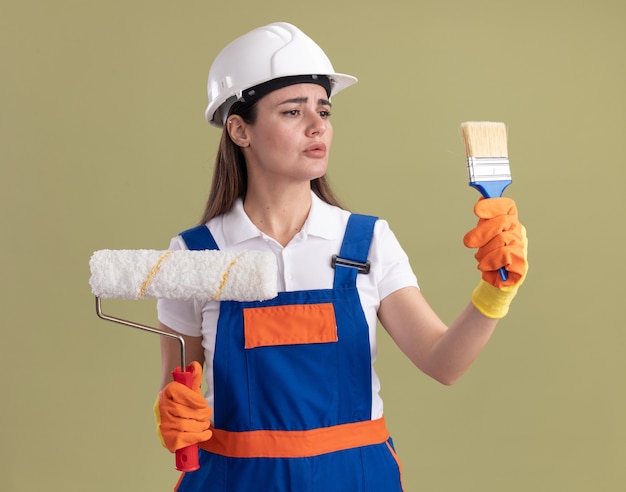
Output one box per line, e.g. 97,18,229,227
175,214,405,491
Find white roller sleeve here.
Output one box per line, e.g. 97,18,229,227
89,249,278,301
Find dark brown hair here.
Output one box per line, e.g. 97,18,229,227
199,98,344,224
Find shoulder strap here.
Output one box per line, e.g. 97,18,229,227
333,213,378,289
179,225,220,251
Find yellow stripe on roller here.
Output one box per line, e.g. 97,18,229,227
211,253,243,301
137,251,174,299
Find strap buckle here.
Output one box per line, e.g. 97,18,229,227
331,255,371,274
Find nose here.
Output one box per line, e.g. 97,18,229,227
305,112,327,137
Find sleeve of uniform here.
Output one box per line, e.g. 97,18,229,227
156,236,204,336
370,219,419,301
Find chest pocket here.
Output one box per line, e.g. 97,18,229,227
240,299,341,430
243,303,337,348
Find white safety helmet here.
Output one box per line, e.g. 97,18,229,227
205,22,358,128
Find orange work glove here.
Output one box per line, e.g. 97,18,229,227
154,361,213,453
463,197,529,319
463,197,527,288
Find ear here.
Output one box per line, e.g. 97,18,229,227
226,116,250,147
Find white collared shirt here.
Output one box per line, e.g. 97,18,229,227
157,192,418,419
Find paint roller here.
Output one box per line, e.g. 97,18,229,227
89,248,277,472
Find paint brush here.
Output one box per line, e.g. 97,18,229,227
460,121,511,282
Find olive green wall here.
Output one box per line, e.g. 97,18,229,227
2,1,625,490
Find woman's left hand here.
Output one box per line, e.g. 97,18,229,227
463,197,528,289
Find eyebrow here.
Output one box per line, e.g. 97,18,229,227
277,97,332,107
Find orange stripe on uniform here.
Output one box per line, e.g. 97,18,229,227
385,441,406,492
173,472,185,492
200,417,390,458
243,303,337,348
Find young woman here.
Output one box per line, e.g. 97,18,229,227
155,22,528,491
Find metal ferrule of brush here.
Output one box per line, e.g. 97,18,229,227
466,157,511,182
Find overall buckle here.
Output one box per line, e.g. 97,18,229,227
331,255,371,274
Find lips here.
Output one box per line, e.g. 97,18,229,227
304,142,327,158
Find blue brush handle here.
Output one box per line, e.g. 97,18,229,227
470,179,512,282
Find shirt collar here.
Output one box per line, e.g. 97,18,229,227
221,199,262,245
222,192,344,246
303,192,344,240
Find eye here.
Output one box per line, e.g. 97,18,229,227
319,110,332,119
283,109,301,117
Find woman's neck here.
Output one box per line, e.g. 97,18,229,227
243,185,312,247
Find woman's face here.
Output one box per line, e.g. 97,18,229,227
237,83,334,186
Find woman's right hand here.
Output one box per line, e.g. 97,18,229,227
154,360,213,452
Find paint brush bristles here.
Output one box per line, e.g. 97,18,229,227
461,121,508,158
